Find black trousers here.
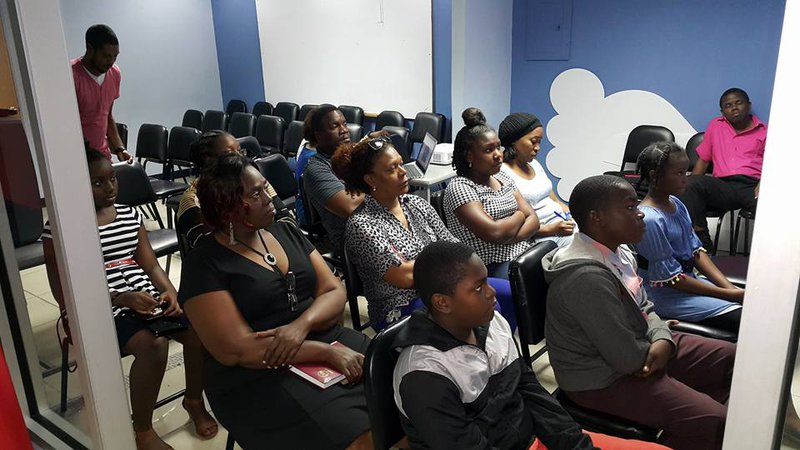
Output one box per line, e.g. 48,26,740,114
678,174,758,230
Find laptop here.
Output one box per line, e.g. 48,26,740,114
404,132,437,180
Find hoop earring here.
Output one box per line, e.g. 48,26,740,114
228,222,236,245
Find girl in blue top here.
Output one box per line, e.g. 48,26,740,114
634,142,743,333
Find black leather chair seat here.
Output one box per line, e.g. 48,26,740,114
15,240,44,270
670,321,737,342
708,255,747,288
149,179,188,199
554,390,661,442
148,228,179,257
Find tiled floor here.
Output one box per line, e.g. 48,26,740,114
16,211,776,448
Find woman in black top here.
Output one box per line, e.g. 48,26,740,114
178,153,372,449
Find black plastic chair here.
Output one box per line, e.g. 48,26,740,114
237,136,263,159
347,123,363,142
167,126,201,183
364,317,410,450
410,112,446,146
298,104,319,122
283,120,305,157
113,162,181,273
116,122,128,148
342,246,370,331
228,112,256,138
255,115,285,155
274,102,299,129
382,126,411,163
709,255,748,288
201,110,228,132
339,105,364,125
686,131,735,255
376,110,405,130
181,109,203,130
136,124,188,201
733,206,756,256
253,154,298,206
252,101,274,118
429,190,446,227
226,99,248,116
605,125,674,199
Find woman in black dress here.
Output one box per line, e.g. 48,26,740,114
178,153,372,449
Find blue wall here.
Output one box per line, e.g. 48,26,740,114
433,0,452,122
210,0,265,109
510,0,785,163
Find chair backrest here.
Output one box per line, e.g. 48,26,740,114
114,161,158,207
620,125,675,172
253,154,298,200
255,115,285,150
274,102,299,128
410,112,446,144
347,123,363,142
168,126,201,165
116,122,128,148
339,105,364,125
283,120,305,157
202,110,228,132
228,112,256,138
226,99,248,115
685,131,712,173
135,124,168,163
364,317,410,450
342,245,368,330
298,104,319,122
252,101,274,118
237,136,262,159
429,190,446,227
181,109,204,129
300,172,324,235
376,110,405,130
509,240,558,348
383,126,411,163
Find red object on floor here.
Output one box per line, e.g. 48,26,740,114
529,430,671,449
0,343,33,450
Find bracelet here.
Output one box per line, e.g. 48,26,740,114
113,147,126,154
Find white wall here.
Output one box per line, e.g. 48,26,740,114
256,0,433,118
451,0,513,131
59,0,223,162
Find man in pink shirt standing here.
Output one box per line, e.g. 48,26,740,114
71,24,131,162
679,88,765,250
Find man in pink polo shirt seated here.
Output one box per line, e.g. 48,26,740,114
71,24,131,162
679,87,765,250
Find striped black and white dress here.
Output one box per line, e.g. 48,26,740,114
42,205,159,317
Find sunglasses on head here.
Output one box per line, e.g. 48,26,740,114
367,136,391,151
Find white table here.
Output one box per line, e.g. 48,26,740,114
409,163,456,201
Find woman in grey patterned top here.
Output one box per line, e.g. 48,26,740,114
333,136,513,331
444,108,539,279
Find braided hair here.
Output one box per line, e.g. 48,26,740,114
452,108,496,177
635,141,685,190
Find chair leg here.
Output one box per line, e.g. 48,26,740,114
712,213,724,256
226,431,236,450
165,254,172,276
728,211,736,256
733,212,742,257
60,342,69,413
520,340,532,367
744,218,751,256
149,203,165,229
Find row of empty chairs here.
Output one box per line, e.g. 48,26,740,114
181,101,449,159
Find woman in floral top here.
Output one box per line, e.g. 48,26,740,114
333,136,512,331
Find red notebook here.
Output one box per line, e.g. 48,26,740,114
289,341,346,389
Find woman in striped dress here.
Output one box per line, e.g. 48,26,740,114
43,149,217,450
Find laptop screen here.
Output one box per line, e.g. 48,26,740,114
415,132,437,172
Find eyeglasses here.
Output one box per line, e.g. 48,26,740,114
367,136,391,151
286,271,298,312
